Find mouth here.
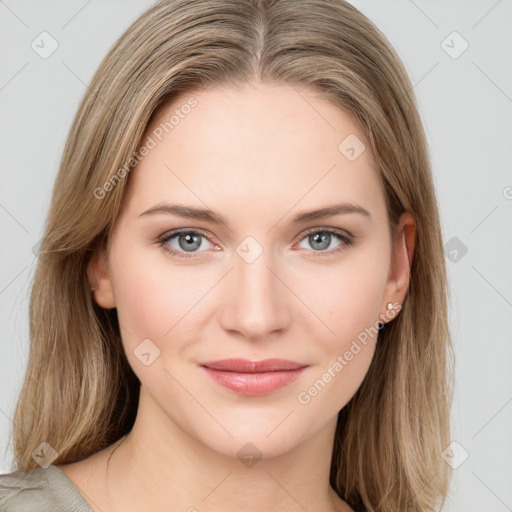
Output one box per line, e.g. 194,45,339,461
199,358,309,396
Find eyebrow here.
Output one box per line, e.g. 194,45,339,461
138,201,372,226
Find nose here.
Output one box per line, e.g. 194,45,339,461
219,247,293,341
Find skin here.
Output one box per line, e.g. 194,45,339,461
57,80,415,512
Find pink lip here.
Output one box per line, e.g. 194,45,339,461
199,358,309,396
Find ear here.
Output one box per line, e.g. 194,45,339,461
87,245,116,309
380,211,415,324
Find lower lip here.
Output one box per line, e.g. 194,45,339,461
200,366,307,396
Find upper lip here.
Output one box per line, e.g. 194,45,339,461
200,358,308,372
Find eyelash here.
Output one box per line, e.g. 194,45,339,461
157,227,355,259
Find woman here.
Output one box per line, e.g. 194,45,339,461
0,0,454,510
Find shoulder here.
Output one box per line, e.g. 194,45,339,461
0,465,93,511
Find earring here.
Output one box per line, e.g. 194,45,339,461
379,302,402,330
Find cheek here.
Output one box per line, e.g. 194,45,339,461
110,244,208,362
294,252,389,347
291,253,388,408
295,285,382,415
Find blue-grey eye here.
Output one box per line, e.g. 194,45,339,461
298,230,345,252
162,231,213,253
178,232,202,251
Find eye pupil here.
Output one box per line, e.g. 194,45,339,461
310,232,331,251
179,233,202,251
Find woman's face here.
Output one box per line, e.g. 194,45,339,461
90,81,413,459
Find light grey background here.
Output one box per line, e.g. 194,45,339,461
1,1,511,511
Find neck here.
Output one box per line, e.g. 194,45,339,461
105,386,346,512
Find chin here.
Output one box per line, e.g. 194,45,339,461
202,430,304,463
183,409,316,462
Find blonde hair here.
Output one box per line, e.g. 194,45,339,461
9,1,454,510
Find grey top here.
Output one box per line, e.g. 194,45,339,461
0,464,93,511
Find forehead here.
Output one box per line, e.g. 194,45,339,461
122,82,385,224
